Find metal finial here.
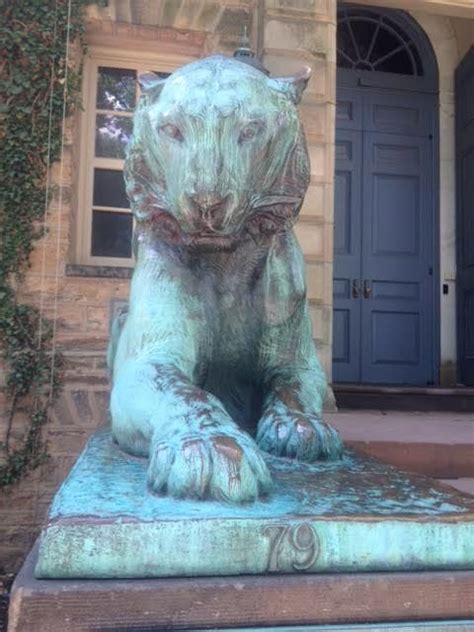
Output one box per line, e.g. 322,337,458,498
233,25,269,75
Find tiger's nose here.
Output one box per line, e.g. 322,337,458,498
188,193,228,228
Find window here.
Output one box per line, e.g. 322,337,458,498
76,54,184,267
337,7,424,76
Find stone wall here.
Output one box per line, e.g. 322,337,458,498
0,0,335,576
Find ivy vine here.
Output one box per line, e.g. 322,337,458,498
0,1,93,486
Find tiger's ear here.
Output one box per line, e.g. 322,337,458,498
267,66,311,105
138,72,168,94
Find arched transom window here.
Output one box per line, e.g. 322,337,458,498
337,7,424,76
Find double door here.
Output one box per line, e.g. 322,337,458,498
333,87,436,384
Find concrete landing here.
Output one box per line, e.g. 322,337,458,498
326,409,474,479
35,429,474,579
442,478,474,496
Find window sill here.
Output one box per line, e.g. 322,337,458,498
65,264,133,279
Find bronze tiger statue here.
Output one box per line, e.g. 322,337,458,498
108,55,342,504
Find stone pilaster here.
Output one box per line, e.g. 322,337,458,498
263,0,337,381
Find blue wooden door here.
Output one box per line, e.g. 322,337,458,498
456,47,474,385
333,93,363,382
333,87,436,384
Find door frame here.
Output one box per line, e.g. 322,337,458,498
334,3,440,385
455,46,474,385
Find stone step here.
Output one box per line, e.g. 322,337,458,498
9,543,474,631
326,410,474,479
333,385,474,412
441,478,474,496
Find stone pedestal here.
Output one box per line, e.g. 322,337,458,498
8,544,474,631
9,429,474,630
35,429,474,579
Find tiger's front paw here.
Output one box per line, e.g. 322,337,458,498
257,405,342,461
148,427,272,503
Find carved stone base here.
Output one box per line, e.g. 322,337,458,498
35,429,474,579
8,543,474,631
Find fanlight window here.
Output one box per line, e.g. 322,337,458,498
337,8,424,76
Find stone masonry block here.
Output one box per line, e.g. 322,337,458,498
194,3,223,31
46,429,90,458
308,143,327,179
174,1,206,29
265,19,329,56
300,102,327,138
159,0,183,28
294,221,324,258
304,58,330,100
52,390,85,427
216,7,253,39
316,341,332,377
326,22,337,64
27,239,69,275
85,306,109,333
0,546,28,575
309,303,332,346
301,183,325,219
55,304,86,333
322,262,333,306
323,221,334,262
49,150,73,186
305,261,325,301
263,53,316,79
265,0,332,19
91,390,111,425
70,390,96,425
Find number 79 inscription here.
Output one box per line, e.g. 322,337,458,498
263,522,320,572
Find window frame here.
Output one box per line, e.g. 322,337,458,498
75,48,197,267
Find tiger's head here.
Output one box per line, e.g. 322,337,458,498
125,55,310,251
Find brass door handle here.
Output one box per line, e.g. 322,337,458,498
363,280,372,298
352,279,361,298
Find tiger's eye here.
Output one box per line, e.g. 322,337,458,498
239,122,261,144
160,124,184,142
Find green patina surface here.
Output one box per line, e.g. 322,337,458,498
108,55,342,505
35,430,474,578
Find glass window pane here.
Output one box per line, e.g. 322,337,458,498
337,10,423,77
97,67,136,111
350,19,377,60
93,169,129,208
337,21,358,63
376,50,413,74
95,114,133,159
370,27,401,64
91,210,132,258
337,51,353,69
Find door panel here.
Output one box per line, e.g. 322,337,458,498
333,128,362,382
336,88,363,132
362,131,433,384
333,88,435,384
362,91,433,136
456,48,474,384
